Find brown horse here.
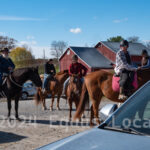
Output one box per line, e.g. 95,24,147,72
67,75,82,121
35,70,69,110
74,69,150,126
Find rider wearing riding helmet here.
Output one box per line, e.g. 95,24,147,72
139,49,150,69
62,54,88,96
114,40,137,100
0,47,15,91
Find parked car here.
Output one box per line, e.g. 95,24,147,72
21,81,37,99
37,81,150,150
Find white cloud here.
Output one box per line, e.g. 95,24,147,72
19,40,37,46
113,18,128,23
70,28,82,34
142,40,150,43
30,46,53,58
17,41,53,58
0,32,5,35
26,36,35,40
0,15,47,21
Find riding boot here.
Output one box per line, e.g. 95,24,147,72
118,87,128,100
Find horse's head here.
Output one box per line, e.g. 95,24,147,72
69,75,82,94
27,67,42,87
55,70,69,82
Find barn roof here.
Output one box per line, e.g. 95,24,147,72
100,41,150,56
70,46,112,68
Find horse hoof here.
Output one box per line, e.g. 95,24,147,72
50,108,53,111
43,107,47,111
7,117,11,122
90,122,94,127
57,107,61,111
82,114,86,118
16,117,22,122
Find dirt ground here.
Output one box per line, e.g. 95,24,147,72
0,97,116,150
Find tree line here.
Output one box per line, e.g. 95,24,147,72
0,35,150,74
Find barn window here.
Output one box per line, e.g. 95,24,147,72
67,50,70,55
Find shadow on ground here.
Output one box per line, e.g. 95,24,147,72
25,119,91,127
0,131,27,144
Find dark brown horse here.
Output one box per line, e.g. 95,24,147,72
74,68,150,126
67,75,82,121
35,70,69,110
2,67,42,120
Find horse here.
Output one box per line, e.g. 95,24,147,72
1,67,42,121
73,68,150,126
35,70,69,111
66,75,82,121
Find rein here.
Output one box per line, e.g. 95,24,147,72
9,75,23,88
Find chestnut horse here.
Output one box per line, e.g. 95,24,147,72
67,75,82,121
74,69,150,126
35,70,69,110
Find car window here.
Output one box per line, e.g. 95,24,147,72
106,81,150,135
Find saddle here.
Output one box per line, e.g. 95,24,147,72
112,72,138,92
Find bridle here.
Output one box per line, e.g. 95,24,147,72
9,75,23,88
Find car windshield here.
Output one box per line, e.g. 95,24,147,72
104,81,150,135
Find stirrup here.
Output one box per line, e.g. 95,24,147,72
118,94,128,100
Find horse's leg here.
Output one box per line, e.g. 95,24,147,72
50,94,55,111
15,96,21,121
42,93,47,110
7,98,11,120
90,105,94,126
56,93,61,110
92,97,101,125
68,98,72,121
74,98,81,121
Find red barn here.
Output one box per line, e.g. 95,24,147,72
95,41,149,65
59,42,150,72
59,46,112,72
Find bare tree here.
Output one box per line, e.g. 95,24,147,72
0,36,17,49
146,41,150,49
50,41,67,60
127,36,140,43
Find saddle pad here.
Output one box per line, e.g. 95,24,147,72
112,73,138,92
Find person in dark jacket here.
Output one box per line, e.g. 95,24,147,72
139,49,150,69
43,59,56,91
0,47,15,91
0,47,15,74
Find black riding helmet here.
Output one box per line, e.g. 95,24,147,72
120,40,129,47
72,54,78,60
141,49,148,55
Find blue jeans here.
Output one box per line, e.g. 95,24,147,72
43,74,53,89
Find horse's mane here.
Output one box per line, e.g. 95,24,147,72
13,67,35,77
56,70,68,76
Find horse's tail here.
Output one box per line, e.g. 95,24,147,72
73,81,89,120
34,87,42,105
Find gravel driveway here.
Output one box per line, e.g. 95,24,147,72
0,97,116,150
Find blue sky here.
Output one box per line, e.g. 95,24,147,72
0,0,150,58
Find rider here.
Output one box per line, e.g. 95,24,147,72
114,40,137,100
0,47,15,91
62,54,88,95
43,59,56,92
139,49,150,69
